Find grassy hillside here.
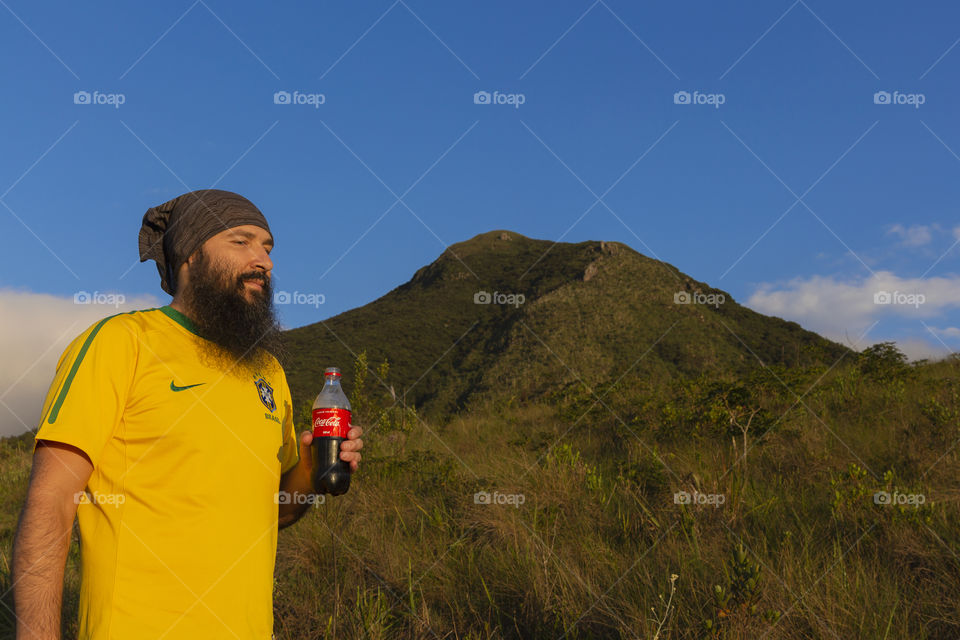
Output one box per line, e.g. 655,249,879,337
2,345,958,638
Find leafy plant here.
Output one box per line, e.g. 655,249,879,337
703,544,781,637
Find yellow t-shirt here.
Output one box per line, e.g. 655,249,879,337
34,305,300,639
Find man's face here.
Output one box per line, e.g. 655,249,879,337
178,225,284,370
198,224,275,300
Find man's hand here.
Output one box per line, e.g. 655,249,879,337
298,424,363,471
278,425,363,529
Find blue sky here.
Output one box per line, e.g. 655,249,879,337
2,2,960,433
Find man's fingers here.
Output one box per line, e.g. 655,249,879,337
347,426,363,440
340,438,363,452
339,450,361,464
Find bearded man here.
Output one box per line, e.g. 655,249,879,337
12,189,363,639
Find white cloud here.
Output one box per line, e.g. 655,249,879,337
746,271,960,361
928,325,960,339
890,338,950,362
887,223,934,247
0,289,162,438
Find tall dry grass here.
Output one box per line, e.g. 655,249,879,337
1,354,957,638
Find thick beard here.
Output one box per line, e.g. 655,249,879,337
178,248,286,375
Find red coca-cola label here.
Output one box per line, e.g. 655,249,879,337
312,407,351,438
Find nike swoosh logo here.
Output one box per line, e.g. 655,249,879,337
170,381,205,392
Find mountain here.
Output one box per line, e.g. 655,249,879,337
280,230,849,417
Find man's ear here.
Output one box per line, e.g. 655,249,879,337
186,245,206,266
174,258,192,293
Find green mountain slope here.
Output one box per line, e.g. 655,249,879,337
281,230,849,416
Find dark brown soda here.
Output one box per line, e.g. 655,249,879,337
311,436,351,495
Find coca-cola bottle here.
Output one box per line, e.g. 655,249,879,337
311,367,352,495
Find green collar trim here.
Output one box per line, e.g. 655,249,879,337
160,305,200,336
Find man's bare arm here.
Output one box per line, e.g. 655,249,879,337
13,441,93,640
278,433,314,529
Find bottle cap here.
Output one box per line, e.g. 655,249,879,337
324,367,341,377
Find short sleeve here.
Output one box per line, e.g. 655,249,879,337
278,371,300,475
34,314,139,468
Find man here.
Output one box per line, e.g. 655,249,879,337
12,189,363,639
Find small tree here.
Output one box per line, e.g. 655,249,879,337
859,342,909,379
350,350,370,425
349,351,417,457
707,384,772,488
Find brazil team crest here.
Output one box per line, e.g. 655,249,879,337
255,377,276,412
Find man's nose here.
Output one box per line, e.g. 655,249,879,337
249,245,273,274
